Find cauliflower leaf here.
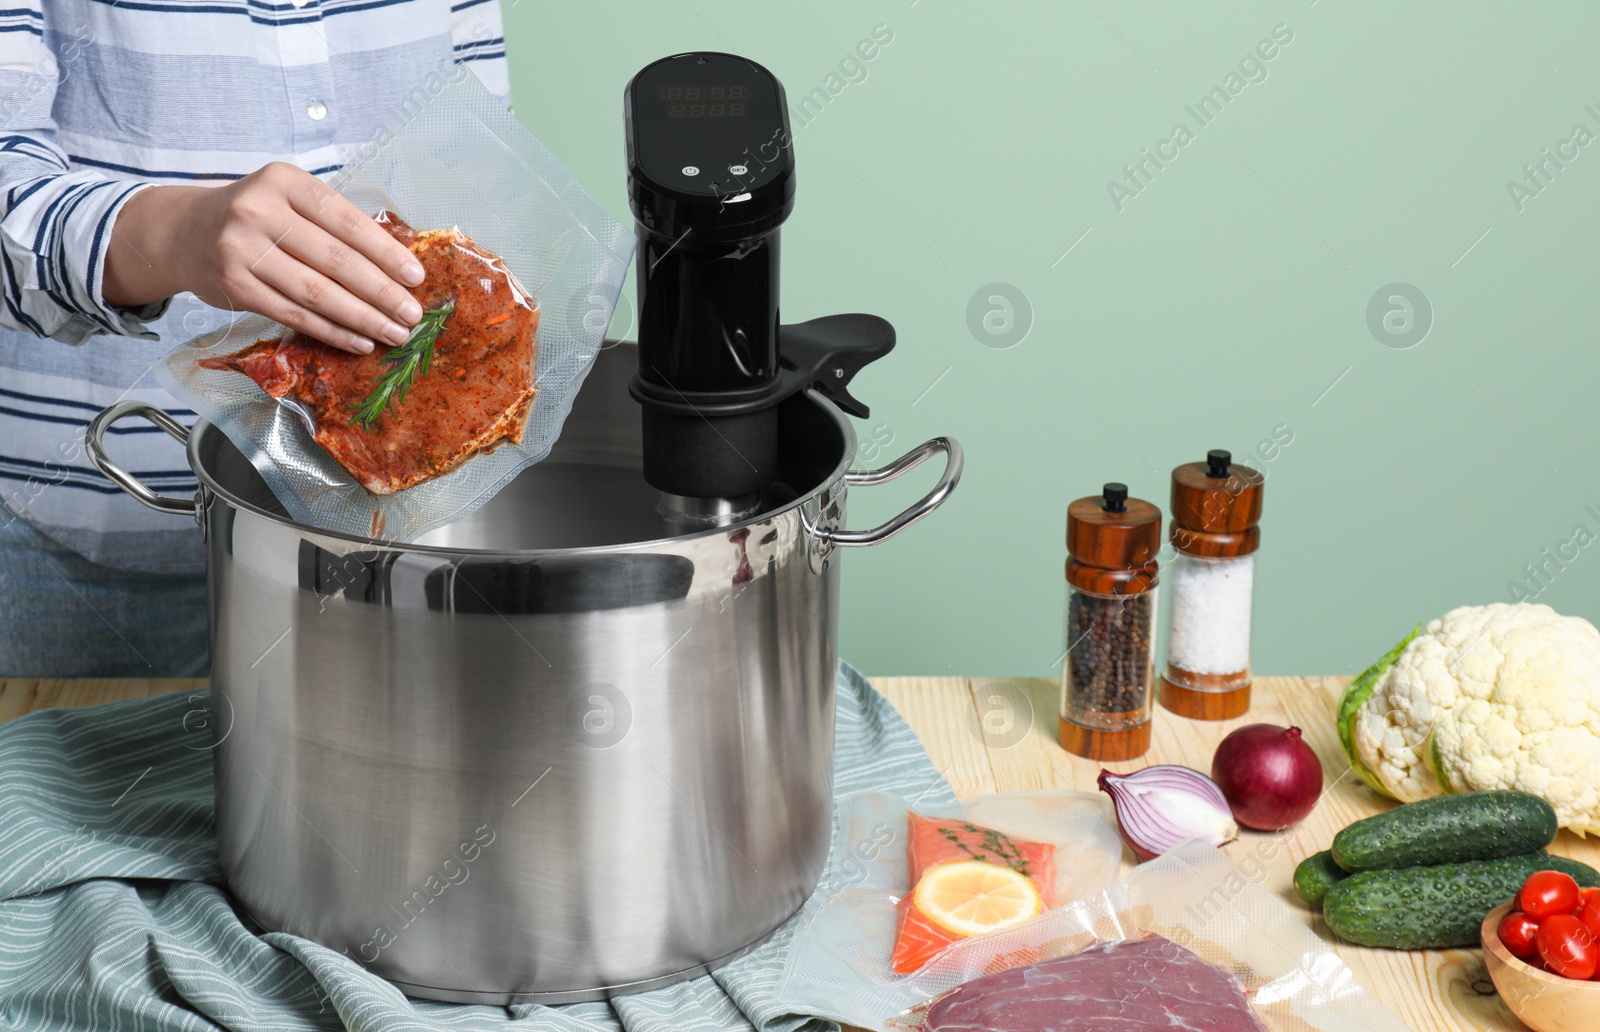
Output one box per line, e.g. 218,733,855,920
1337,624,1419,799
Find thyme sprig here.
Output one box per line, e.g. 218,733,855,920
349,299,456,430
938,822,1032,878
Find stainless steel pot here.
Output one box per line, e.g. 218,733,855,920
87,343,960,1004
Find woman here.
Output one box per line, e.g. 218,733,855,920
0,0,508,677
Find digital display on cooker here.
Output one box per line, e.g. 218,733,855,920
656,83,752,120
628,53,790,193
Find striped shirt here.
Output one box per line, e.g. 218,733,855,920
0,0,508,574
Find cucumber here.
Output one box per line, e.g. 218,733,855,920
1331,790,1557,872
1293,850,1347,908
1323,853,1600,949
1336,625,1420,799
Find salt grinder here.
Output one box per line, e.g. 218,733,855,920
1059,482,1161,761
1159,449,1264,720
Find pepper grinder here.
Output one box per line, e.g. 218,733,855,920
1059,482,1161,761
1160,449,1264,720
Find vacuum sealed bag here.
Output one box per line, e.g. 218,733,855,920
158,65,633,541
778,832,1411,1032
776,791,1124,1022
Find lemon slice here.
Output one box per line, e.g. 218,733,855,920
913,860,1042,938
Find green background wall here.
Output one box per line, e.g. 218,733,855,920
502,1,1600,678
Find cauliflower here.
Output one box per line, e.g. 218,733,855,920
1338,602,1600,836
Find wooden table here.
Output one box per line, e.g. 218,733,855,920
2,674,1592,1031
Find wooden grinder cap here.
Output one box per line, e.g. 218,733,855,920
1066,483,1161,596
1169,450,1264,559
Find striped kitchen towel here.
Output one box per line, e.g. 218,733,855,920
0,662,956,1031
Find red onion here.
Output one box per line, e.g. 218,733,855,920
1211,724,1324,831
1097,765,1240,861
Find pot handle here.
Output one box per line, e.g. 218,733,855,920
85,401,198,518
818,436,963,548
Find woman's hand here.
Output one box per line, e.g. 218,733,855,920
104,162,425,354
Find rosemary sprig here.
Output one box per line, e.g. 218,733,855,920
349,299,456,430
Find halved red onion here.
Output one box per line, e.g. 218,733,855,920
1097,765,1241,861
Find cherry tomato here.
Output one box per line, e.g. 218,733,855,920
1521,871,1582,920
1580,886,1600,913
1581,892,1600,940
1498,911,1541,960
1536,914,1598,980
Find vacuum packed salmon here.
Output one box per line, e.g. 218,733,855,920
203,211,539,494
891,814,1057,974
921,935,1268,1031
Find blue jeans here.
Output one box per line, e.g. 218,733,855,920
0,515,208,677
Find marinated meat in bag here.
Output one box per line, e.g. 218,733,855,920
891,814,1057,974
921,935,1268,1032
203,211,538,494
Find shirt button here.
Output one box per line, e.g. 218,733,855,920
290,0,310,6
306,100,327,120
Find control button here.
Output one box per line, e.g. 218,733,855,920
728,164,748,175
306,100,327,121
681,165,700,176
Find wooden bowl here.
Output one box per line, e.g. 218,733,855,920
1482,901,1600,1032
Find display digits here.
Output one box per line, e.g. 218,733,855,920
659,84,752,116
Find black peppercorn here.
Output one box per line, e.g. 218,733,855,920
1065,591,1155,723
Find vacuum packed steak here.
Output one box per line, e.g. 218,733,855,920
203,211,539,494
922,935,1268,1032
